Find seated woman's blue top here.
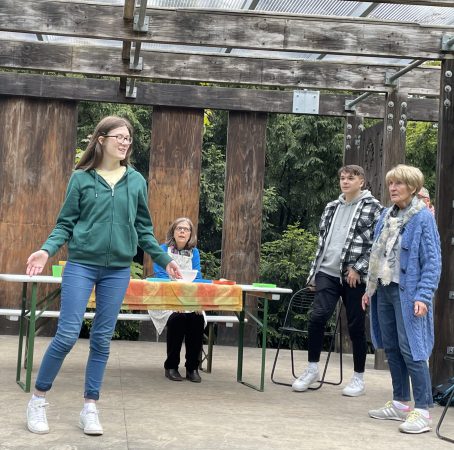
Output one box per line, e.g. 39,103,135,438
152,244,203,280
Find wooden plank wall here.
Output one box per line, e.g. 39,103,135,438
144,106,204,278
0,97,77,308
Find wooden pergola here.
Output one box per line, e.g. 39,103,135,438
0,0,452,383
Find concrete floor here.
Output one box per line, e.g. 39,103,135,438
0,335,452,450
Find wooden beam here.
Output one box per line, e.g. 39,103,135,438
0,40,441,95
340,0,454,6
1,0,453,59
0,72,439,121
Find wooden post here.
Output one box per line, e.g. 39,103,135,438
370,91,407,368
431,59,454,386
145,106,204,277
218,111,267,346
359,121,384,199
380,91,408,205
0,97,76,309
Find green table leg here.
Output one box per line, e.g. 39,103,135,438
236,310,245,382
237,295,246,383
258,298,269,392
206,322,214,373
237,293,270,392
16,283,27,390
16,282,38,392
24,282,38,392
16,282,61,392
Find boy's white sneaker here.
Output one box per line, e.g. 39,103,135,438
292,368,320,392
342,376,365,397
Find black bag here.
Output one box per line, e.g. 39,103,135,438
433,377,454,406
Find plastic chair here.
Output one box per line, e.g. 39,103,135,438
436,355,454,443
270,287,343,388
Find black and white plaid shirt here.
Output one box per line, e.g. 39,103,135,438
307,192,383,285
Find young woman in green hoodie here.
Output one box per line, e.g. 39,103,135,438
24,116,181,436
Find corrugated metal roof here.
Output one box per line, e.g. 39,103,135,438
2,1,453,67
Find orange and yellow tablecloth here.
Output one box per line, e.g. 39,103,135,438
88,279,242,311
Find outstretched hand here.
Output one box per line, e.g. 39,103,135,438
26,250,49,276
166,260,182,279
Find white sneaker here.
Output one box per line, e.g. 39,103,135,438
292,368,320,392
79,404,104,435
342,376,365,397
398,410,432,434
26,397,49,434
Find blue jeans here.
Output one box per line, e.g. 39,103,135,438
377,283,433,409
35,261,130,400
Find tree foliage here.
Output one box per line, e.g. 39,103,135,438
406,121,437,200
265,114,344,237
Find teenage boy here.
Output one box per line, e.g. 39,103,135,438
292,165,382,396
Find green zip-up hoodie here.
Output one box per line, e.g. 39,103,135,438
41,167,172,269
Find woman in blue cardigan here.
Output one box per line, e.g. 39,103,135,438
152,217,205,383
362,164,441,434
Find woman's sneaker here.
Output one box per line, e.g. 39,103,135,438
292,367,320,392
398,410,432,434
368,401,409,421
26,397,49,434
79,404,103,435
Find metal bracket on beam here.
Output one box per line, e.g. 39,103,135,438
442,35,454,52
345,91,372,111
133,0,150,32
385,70,399,87
133,14,149,32
449,291,454,300
292,90,320,114
125,79,137,99
344,99,356,112
130,44,143,71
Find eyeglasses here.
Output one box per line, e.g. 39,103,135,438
175,226,191,233
103,134,133,145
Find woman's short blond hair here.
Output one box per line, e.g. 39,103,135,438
385,164,424,195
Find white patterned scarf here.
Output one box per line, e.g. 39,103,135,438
366,196,425,296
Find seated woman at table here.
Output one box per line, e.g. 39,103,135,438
24,116,181,436
150,217,205,383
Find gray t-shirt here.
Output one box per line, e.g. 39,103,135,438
319,192,365,279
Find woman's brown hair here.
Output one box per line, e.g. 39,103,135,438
76,116,134,170
165,218,197,250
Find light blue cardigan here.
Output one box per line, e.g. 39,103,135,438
369,206,441,361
